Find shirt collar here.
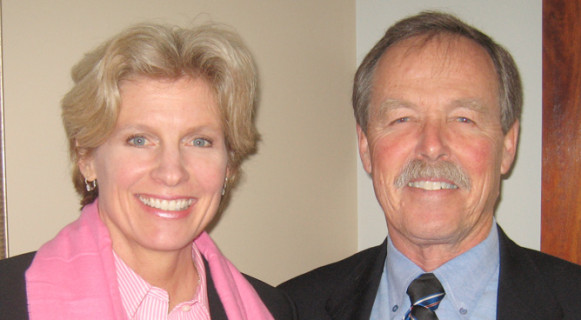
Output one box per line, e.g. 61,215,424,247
113,242,209,317
387,221,499,314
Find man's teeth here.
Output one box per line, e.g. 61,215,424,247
408,181,458,190
139,196,193,211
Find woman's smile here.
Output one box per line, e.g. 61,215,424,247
137,195,195,212
81,76,229,255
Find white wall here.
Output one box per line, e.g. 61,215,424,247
357,0,543,251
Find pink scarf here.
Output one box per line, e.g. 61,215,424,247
25,201,274,320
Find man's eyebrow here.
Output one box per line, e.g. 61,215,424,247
373,98,490,118
374,98,413,117
451,98,488,113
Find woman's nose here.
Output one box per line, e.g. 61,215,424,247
151,145,189,186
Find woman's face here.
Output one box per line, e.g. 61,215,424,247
80,76,228,261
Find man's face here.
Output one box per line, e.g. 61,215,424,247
358,35,519,254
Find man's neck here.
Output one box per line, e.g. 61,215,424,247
389,221,494,271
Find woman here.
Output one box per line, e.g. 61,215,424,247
0,23,296,319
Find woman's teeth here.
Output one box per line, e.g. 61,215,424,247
139,196,193,211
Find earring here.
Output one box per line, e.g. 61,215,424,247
221,177,228,196
85,178,97,192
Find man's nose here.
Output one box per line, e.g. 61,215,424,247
416,121,450,161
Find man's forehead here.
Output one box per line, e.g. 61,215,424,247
377,33,494,73
367,34,502,123
371,35,499,94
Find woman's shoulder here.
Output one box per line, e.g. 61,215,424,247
0,251,36,272
243,274,298,320
0,251,36,319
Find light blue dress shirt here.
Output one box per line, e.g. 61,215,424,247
370,223,500,320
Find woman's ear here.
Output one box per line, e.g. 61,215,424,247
77,142,97,181
78,155,97,181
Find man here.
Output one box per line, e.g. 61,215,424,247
279,11,581,320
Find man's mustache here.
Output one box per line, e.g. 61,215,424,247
394,159,471,190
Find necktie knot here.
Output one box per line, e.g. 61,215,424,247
404,273,445,320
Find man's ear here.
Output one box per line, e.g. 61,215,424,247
357,125,372,174
500,120,519,175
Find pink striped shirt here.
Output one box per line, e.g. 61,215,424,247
113,244,211,320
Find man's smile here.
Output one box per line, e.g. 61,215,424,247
407,180,459,190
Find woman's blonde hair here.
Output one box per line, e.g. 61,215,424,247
61,23,259,206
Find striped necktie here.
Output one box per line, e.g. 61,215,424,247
404,273,445,320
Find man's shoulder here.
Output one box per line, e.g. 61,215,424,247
513,244,581,285
278,241,386,320
525,246,581,272
498,229,581,317
499,228,581,281
279,241,385,291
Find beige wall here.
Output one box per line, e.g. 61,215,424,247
2,0,356,285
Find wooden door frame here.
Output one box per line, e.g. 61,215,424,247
541,0,581,265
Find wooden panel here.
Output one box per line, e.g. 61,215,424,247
541,0,581,264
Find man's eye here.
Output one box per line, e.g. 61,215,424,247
193,138,212,147
394,117,410,123
456,117,473,124
128,136,148,146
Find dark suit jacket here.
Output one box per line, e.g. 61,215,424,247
279,226,581,320
0,251,297,320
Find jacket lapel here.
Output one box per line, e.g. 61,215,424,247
325,239,387,320
204,257,229,320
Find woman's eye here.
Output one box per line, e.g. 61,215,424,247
192,138,212,147
127,136,148,146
